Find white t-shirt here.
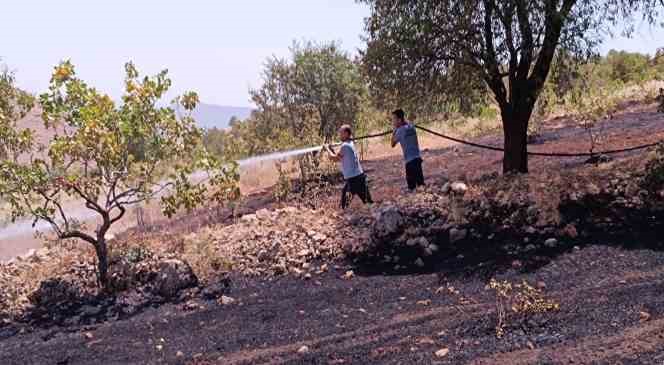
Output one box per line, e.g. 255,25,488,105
340,141,363,179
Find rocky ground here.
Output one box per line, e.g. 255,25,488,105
1,102,664,364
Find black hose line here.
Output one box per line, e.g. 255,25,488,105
345,125,659,158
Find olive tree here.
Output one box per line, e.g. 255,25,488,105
360,0,664,173
0,61,239,289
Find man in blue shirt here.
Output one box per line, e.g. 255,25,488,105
391,109,425,191
325,124,373,209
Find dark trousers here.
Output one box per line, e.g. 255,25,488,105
341,173,373,209
405,158,425,190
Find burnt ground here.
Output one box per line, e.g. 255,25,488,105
2,102,664,364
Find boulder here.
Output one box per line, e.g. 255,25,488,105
29,278,82,308
371,205,405,239
153,259,198,299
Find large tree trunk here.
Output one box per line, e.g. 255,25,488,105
501,108,530,174
95,239,109,290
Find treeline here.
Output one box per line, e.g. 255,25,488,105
204,46,664,161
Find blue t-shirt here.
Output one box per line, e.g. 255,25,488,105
394,123,421,163
340,141,363,179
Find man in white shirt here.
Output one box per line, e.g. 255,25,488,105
325,124,373,209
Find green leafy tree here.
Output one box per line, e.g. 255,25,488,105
0,61,239,289
360,0,664,173
251,41,369,144
604,50,653,83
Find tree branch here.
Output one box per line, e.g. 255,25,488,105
482,0,509,108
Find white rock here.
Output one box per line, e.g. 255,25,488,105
297,345,310,354
220,295,236,305
414,258,425,267
544,238,558,248
450,182,468,195
435,348,450,358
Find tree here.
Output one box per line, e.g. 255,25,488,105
0,61,240,289
361,0,664,173
251,41,369,144
0,64,35,160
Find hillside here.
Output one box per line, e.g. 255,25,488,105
2,100,664,364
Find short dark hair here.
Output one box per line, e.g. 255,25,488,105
339,124,353,136
392,109,405,120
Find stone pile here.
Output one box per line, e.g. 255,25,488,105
187,207,359,277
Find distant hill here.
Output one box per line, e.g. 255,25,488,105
187,103,253,130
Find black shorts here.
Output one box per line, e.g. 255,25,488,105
405,158,425,190
341,173,373,209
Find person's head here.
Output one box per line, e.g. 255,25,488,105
392,109,406,128
338,124,353,141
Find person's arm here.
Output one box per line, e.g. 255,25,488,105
325,144,343,162
391,128,399,148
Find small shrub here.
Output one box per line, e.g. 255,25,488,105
183,232,233,280
489,279,559,338
123,246,151,264
273,161,294,202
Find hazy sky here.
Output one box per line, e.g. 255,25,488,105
2,0,663,107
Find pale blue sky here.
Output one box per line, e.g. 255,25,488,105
1,0,662,107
